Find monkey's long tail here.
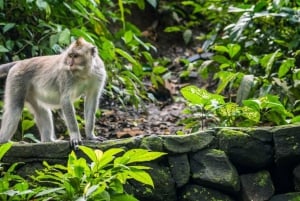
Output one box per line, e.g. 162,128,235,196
0,62,17,78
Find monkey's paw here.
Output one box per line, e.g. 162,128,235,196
70,138,82,150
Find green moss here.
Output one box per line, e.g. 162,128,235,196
219,129,249,138
210,149,225,155
256,171,269,187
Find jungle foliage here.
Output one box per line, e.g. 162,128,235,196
1,0,300,130
0,142,165,201
167,0,300,128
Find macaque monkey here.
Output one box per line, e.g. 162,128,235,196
0,37,107,148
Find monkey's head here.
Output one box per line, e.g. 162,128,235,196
64,37,98,72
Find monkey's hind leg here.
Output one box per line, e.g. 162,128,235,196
26,99,56,142
0,88,25,143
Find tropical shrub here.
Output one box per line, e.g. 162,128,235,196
0,142,166,201
32,146,166,200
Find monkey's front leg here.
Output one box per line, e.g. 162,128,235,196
84,87,106,141
61,97,82,149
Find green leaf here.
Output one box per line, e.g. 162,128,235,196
0,0,3,10
214,71,240,94
127,168,154,187
292,115,300,123
183,29,192,44
136,0,145,9
236,75,254,105
278,58,295,78
241,106,260,123
181,85,224,105
21,120,35,133
243,99,261,111
153,66,167,74
99,148,124,168
3,23,15,33
164,26,182,32
35,187,64,197
227,43,241,59
146,0,157,8
217,102,239,118
118,149,166,165
115,48,140,67
59,28,71,45
79,146,98,162
123,31,133,44
212,55,231,65
0,45,9,53
0,142,12,161
111,194,139,201
260,50,282,77
213,45,228,53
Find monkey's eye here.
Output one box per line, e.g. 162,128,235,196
69,53,79,58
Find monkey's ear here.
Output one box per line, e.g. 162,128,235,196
75,37,85,46
91,46,97,56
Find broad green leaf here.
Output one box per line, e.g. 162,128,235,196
79,146,98,162
127,168,154,187
153,66,167,74
213,45,228,53
136,0,145,9
214,71,240,94
0,142,12,161
278,58,295,78
73,158,88,177
292,115,300,123
212,55,232,65
181,85,224,105
242,99,261,111
85,184,106,198
115,48,140,67
227,43,241,59
24,133,40,143
181,85,211,105
59,28,70,45
21,120,35,133
119,149,166,164
99,148,124,168
0,45,9,53
241,106,260,123
123,31,133,44
260,50,282,77
217,102,239,118
95,149,103,161
3,23,15,33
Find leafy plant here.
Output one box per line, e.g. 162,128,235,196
180,85,224,130
180,85,293,129
243,95,293,125
33,146,166,200
0,142,39,201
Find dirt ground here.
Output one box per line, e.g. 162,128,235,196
95,26,206,140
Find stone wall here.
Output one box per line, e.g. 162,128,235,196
3,124,300,200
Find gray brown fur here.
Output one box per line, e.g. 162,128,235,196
0,62,17,78
0,38,107,148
